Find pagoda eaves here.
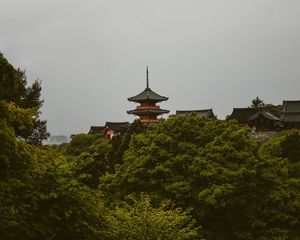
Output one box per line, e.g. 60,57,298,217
128,88,168,103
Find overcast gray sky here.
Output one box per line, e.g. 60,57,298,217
1,0,299,136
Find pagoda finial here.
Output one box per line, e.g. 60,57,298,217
146,66,149,89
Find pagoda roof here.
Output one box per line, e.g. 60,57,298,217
127,109,169,115
128,87,168,103
228,107,279,122
128,67,168,103
176,109,215,120
282,100,300,122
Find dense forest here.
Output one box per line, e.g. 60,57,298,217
1,53,300,240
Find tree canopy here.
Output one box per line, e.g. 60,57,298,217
101,114,300,239
0,52,49,145
107,194,202,240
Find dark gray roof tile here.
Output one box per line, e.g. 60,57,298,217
176,109,215,120
128,88,168,103
282,100,300,122
104,122,130,132
88,126,105,134
229,108,279,122
283,100,300,113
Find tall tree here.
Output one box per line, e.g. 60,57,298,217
0,101,110,239
0,53,49,145
251,97,265,108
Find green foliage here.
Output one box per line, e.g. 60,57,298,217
109,120,146,166
60,122,146,188
0,101,35,174
0,143,110,240
259,130,300,163
0,52,49,145
251,97,265,108
64,133,107,156
0,101,110,239
0,53,26,104
107,194,202,240
0,100,34,131
58,133,112,188
257,130,300,239
101,114,300,239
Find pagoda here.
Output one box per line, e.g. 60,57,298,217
127,67,169,124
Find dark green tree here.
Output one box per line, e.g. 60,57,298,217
258,130,300,239
109,120,146,166
0,52,49,145
0,100,111,240
251,97,265,108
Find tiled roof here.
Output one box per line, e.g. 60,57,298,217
176,109,215,120
128,88,168,103
88,126,105,134
282,100,300,113
229,108,279,122
104,122,130,132
249,110,280,121
282,100,300,122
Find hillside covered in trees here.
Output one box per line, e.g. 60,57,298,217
1,53,300,240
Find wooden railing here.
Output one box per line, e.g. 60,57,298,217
136,105,160,110
141,119,160,123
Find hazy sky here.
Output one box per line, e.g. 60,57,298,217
1,0,299,136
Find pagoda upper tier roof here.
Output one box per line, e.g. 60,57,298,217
128,87,168,103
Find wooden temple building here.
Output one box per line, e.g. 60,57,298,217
88,122,130,140
228,107,280,131
102,122,130,140
176,109,216,120
127,67,169,124
88,126,105,134
281,100,300,129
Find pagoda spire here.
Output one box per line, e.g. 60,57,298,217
146,66,149,89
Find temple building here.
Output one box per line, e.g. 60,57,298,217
176,109,216,120
127,67,169,124
281,100,300,129
228,107,280,131
88,122,130,140
102,122,130,140
88,126,105,134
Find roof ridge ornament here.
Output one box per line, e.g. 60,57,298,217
146,66,149,89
